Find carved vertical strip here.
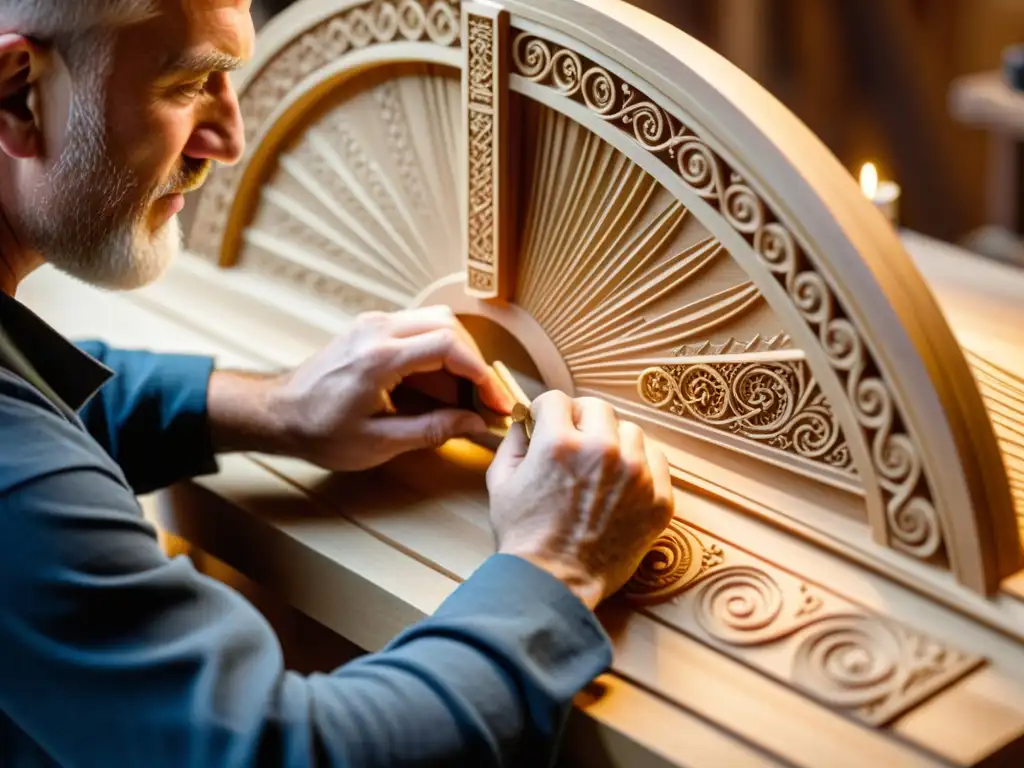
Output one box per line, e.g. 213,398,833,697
462,2,511,299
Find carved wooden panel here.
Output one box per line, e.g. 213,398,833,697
185,0,1022,602
624,517,985,727
189,0,462,263
509,27,943,565
236,64,463,313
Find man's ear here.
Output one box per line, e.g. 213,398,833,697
0,33,44,160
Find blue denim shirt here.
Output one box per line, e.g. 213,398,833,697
0,290,612,767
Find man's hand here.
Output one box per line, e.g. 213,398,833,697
486,391,675,610
208,306,517,471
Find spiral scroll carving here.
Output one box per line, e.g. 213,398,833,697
637,360,853,473
624,518,719,604
695,566,785,643
624,525,981,725
189,0,461,261
790,614,970,722
513,30,942,561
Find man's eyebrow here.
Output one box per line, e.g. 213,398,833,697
163,50,245,75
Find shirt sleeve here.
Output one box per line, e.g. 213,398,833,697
0,404,613,768
73,340,219,494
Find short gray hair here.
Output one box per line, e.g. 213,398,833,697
0,0,155,37
0,0,156,73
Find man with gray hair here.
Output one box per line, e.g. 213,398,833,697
0,1,675,766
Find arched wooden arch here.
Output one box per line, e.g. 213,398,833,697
186,0,1021,600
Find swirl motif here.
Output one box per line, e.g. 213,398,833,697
695,566,785,645
638,361,852,473
675,138,723,200
791,615,914,712
624,518,708,603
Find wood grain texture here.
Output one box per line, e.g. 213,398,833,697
19,258,1024,766
185,0,1023,594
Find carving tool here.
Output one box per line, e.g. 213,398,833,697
484,360,534,441
385,360,534,442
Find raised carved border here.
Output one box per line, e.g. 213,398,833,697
625,518,984,727
462,2,511,298
509,30,945,565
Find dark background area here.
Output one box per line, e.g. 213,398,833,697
249,0,1024,248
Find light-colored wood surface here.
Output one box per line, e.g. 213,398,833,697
18,233,1024,765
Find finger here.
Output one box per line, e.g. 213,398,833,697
402,371,460,405
574,396,619,441
618,419,647,466
387,306,486,361
486,421,529,489
386,307,515,415
392,330,516,415
530,389,577,443
365,408,488,457
645,441,675,514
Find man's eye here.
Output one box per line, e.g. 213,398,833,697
176,79,208,100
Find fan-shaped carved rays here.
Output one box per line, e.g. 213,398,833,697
516,107,778,379
511,107,855,481
236,66,462,312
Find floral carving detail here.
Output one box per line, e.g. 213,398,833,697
189,0,460,261
637,360,854,474
513,30,942,561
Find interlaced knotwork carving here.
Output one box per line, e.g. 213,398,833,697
637,360,854,474
511,30,943,561
462,8,503,295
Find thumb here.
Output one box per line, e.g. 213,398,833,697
486,421,529,489
366,408,488,455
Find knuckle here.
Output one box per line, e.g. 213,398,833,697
424,414,453,447
544,433,581,463
582,435,621,465
620,457,647,482
355,310,389,330
362,340,398,372
435,326,458,350
577,395,612,412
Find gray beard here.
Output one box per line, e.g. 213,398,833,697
20,44,180,291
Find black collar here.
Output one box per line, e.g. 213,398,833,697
0,289,113,412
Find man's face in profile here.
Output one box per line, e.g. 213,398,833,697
18,0,253,290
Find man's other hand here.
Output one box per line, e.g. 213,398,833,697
262,306,517,471
486,391,675,610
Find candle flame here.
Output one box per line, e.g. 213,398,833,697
859,162,878,198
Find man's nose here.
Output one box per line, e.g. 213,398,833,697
183,73,246,166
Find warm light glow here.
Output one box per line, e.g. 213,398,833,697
859,162,879,198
